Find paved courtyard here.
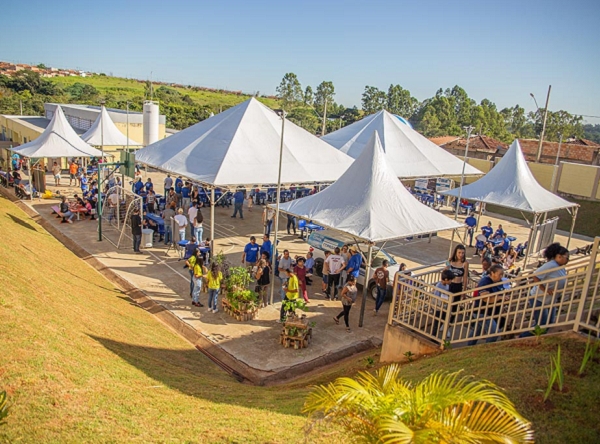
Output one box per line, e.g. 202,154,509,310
10,168,593,383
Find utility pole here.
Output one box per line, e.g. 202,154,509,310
535,85,551,163
555,132,563,166
321,97,327,136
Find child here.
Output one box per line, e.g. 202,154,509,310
321,250,331,293
431,269,454,338
246,193,253,212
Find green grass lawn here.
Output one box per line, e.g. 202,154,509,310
487,198,600,239
1,195,599,443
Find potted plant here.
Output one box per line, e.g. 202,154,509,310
280,300,312,349
222,265,260,321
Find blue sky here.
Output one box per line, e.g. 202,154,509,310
2,0,599,120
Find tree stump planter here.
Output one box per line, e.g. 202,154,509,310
279,316,312,349
222,298,258,321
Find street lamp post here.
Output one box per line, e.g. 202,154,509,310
269,109,286,305
97,101,106,241
453,125,474,221
531,85,552,163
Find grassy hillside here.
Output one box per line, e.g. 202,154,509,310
1,194,599,443
48,74,280,111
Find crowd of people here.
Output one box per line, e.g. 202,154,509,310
425,241,571,346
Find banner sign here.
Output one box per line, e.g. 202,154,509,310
307,231,345,252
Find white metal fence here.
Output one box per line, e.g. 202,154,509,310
388,237,600,347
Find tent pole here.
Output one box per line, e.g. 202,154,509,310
453,125,474,221
567,206,578,249
270,110,286,306
475,200,484,233
523,212,537,270
210,188,215,255
358,243,374,328
28,159,33,202
448,228,456,258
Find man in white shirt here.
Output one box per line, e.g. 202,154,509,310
173,208,188,241
262,206,275,236
188,202,198,239
107,191,119,221
474,228,488,256
325,247,346,300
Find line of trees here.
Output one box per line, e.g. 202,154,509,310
276,72,590,143
0,69,596,143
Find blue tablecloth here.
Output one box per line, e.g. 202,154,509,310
145,213,164,227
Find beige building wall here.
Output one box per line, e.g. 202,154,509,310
0,115,44,146
467,158,493,174
558,163,597,198
113,122,167,146
528,163,556,190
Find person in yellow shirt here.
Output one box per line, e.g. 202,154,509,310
279,268,299,322
191,256,207,308
206,262,223,313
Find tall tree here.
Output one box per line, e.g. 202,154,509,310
527,108,583,142
501,105,535,139
303,85,314,106
276,73,303,109
361,86,386,115
386,84,418,118
315,81,335,135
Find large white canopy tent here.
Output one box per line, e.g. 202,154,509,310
81,105,141,149
134,97,354,250
11,105,103,159
442,140,578,266
322,109,483,179
276,131,462,326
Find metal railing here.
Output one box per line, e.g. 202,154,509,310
388,237,600,347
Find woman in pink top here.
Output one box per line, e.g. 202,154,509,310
294,257,309,303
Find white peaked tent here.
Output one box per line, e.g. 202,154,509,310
322,110,482,179
11,106,103,158
135,97,353,186
443,140,578,263
134,97,354,255
81,106,141,147
443,140,576,213
277,131,462,326
278,131,462,242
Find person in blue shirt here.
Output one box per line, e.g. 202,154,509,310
481,221,493,239
260,234,272,260
467,264,505,346
492,224,505,240
145,178,153,191
242,236,260,266
464,213,477,247
181,182,191,212
134,177,144,194
80,175,89,193
305,251,315,285
231,190,245,219
346,246,363,279
174,176,183,202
